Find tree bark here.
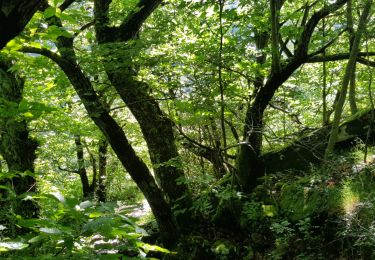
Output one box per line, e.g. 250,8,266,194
54,49,179,246
21,10,180,245
96,137,108,202
93,0,191,214
0,57,38,220
0,0,43,49
57,48,179,247
347,0,358,115
270,0,281,73
74,135,91,198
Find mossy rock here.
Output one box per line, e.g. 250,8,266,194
279,183,338,221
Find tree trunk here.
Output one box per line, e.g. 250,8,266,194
0,0,43,49
270,0,281,73
25,11,180,243
58,52,179,246
235,0,348,193
74,135,91,198
347,0,358,115
21,7,181,245
0,57,38,220
105,71,190,209
236,59,303,192
262,109,375,174
325,0,372,159
96,137,108,202
93,0,191,216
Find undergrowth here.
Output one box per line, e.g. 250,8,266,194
3,148,375,259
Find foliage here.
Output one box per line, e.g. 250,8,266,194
0,189,169,259
0,0,375,258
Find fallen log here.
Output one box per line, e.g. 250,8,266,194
261,109,375,174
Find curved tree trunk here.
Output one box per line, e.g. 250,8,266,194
0,0,43,49
93,0,191,214
235,0,348,193
22,9,181,244
56,49,179,247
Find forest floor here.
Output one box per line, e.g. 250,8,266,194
2,150,375,259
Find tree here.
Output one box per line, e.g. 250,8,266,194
325,0,373,159
93,0,191,212
97,137,108,202
236,0,349,193
20,0,182,246
3,0,375,251
0,0,44,49
0,56,38,222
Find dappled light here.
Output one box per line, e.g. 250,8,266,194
341,182,360,215
0,0,375,259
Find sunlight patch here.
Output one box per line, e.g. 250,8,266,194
341,183,360,215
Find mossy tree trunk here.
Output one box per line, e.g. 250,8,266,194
262,109,375,174
93,0,191,216
0,57,38,220
22,6,181,246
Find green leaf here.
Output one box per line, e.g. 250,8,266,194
44,7,56,19
23,112,34,118
29,41,42,48
82,217,114,237
137,242,171,254
79,200,94,210
98,254,124,260
88,211,104,218
40,227,63,235
28,235,43,243
49,192,66,204
0,242,29,251
44,25,73,40
60,13,76,24
5,39,22,50
17,218,52,229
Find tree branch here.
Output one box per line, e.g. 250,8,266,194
59,0,77,12
308,27,348,57
73,21,95,37
279,37,293,58
19,46,70,68
177,126,213,152
295,0,348,59
0,0,44,49
117,0,162,41
307,52,375,64
357,57,375,67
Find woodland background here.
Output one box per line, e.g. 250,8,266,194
0,0,375,259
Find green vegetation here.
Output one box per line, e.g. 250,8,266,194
0,0,375,259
